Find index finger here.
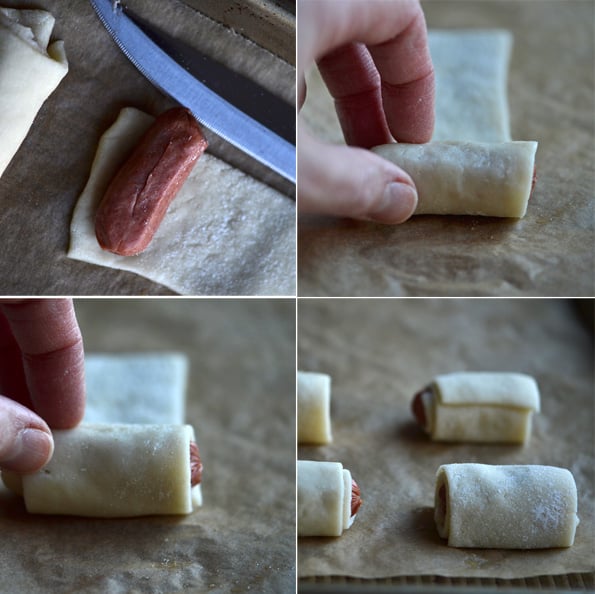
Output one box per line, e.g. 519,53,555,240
0,299,85,429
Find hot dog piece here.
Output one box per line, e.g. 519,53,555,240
351,478,362,517
435,463,579,548
1,423,203,517
411,387,430,430
297,371,332,444
411,372,540,444
95,107,208,256
298,460,361,537
190,440,203,487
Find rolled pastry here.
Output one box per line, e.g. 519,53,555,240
412,372,540,444
0,7,68,178
372,141,537,218
1,424,202,517
435,464,579,548
297,460,361,537
297,371,331,444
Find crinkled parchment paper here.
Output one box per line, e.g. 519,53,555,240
298,299,594,579
298,0,595,297
0,299,296,593
0,0,295,295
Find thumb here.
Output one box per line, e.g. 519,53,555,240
298,128,417,223
0,395,53,473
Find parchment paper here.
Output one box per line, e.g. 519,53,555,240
0,0,295,295
298,0,595,297
298,299,594,579
0,299,296,593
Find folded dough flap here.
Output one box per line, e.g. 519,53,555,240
0,6,68,178
372,141,538,218
11,423,201,517
0,8,65,63
433,372,540,411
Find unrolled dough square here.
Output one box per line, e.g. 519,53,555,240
68,107,295,296
84,352,188,424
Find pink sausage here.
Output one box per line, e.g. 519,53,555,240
411,387,430,428
190,441,203,487
95,107,208,256
351,478,362,517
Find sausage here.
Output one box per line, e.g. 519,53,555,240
190,440,203,487
530,166,537,196
95,107,208,256
411,387,430,429
351,478,362,517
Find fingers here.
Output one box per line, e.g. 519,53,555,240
0,395,53,473
301,0,435,146
0,314,34,411
298,127,417,223
317,43,392,148
0,299,85,429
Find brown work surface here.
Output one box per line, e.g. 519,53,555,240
0,0,295,295
0,299,296,592
298,0,595,297
298,299,594,581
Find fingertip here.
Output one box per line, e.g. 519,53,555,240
0,395,54,473
298,133,420,224
1,428,54,474
366,181,418,224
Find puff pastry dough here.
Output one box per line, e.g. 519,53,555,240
68,107,295,296
297,371,332,444
0,7,68,178
370,30,539,218
372,141,537,218
2,424,202,517
84,352,188,425
413,372,540,444
298,460,360,537
429,30,512,143
435,464,579,548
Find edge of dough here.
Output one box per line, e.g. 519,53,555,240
297,371,332,444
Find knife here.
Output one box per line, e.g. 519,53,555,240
89,0,296,184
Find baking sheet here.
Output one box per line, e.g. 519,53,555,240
0,299,296,593
298,0,595,297
297,299,594,580
0,0,295,295
183,0,295,65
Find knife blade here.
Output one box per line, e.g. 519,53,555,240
125,9,295,145
89,0,296,184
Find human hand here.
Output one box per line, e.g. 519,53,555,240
298,0,434,223
0,299,85,473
